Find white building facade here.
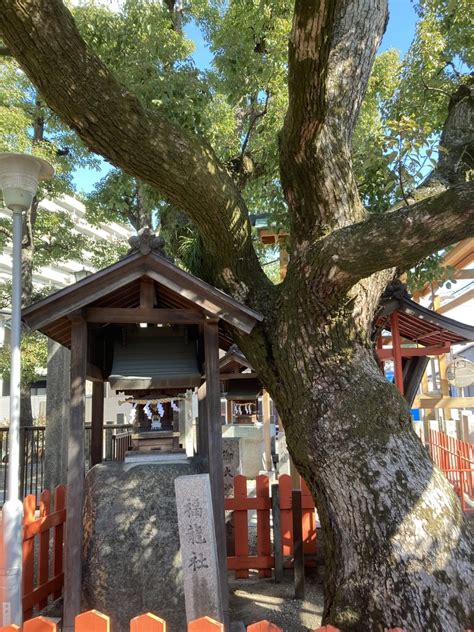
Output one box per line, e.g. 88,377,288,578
0,194,133,424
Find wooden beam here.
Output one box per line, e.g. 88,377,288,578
203,320,230,629
413,396,474,409
91,381,104,467
197,382,208,459
219,372,258,380
443,239,474,268
145,264,262,334
226,399,233,424
63,318,87,632
262,390,272,471
23,265,145,330
85,307,205,324
412,239,473,298
390,312,404,395
436,288,474,314
86,363,103,382
377,344,451,360
454,269,474,280
140,277,155,308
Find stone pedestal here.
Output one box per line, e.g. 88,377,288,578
222,424,264,478
82,460,205,632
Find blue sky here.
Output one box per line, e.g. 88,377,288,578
73,0,418,193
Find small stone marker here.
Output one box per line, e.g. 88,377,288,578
277,433,291,476
175,474,223,624
222,438,241,496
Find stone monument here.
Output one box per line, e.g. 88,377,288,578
82,460,205,632
222,437,241,496
175,474,223,624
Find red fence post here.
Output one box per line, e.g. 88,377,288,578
188,616,224,631
22,494,36,620
300,479,316,559
256,475,271,578
130,612,167,631
53,485,66,600
247,621,283,631
38,490,51,610
278,475,293,559
233,475,249,579
24,617,57,631
75,610,110,632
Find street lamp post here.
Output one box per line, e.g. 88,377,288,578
0,153,54,626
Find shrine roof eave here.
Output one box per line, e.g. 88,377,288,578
22,251,263,341
378,296,474,344
219,347,254,373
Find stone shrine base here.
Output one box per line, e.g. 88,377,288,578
82,459,205,632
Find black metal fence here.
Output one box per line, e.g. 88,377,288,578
0,423,133,506
0,425,46,506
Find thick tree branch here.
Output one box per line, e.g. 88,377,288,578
280,0,388,244
0,0,270,305
319,183,474,286
422,80,473,190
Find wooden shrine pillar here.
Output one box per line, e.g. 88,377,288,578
63,317,87,632
376,335,384,371
390,312,404,395
262,390,272,471
203,320,229,630
90,381,104,467
226,399,233,424
197,381,208,459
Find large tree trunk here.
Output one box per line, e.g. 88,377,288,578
296,359,470,631
239,281,472,631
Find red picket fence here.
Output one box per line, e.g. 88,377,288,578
0,609,412,631
426,430,474,511
224,474,317,577
22,486,66,619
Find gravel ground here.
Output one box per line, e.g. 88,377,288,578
229,569,324,631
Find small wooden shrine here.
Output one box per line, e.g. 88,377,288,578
219,345,263,424
375,284,474,402
219,345,274,471
22,229,263,630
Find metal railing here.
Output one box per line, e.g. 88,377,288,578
84,423,133,467
111,431,134,461
0,425,46,506
0,423,134,507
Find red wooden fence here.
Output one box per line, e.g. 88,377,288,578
22,486,66,619
0,609,408,631
426,430,474,511
224,474,317,577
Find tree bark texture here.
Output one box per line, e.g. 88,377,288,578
1,1,473,630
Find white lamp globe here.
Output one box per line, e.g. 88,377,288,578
0,153,55,212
